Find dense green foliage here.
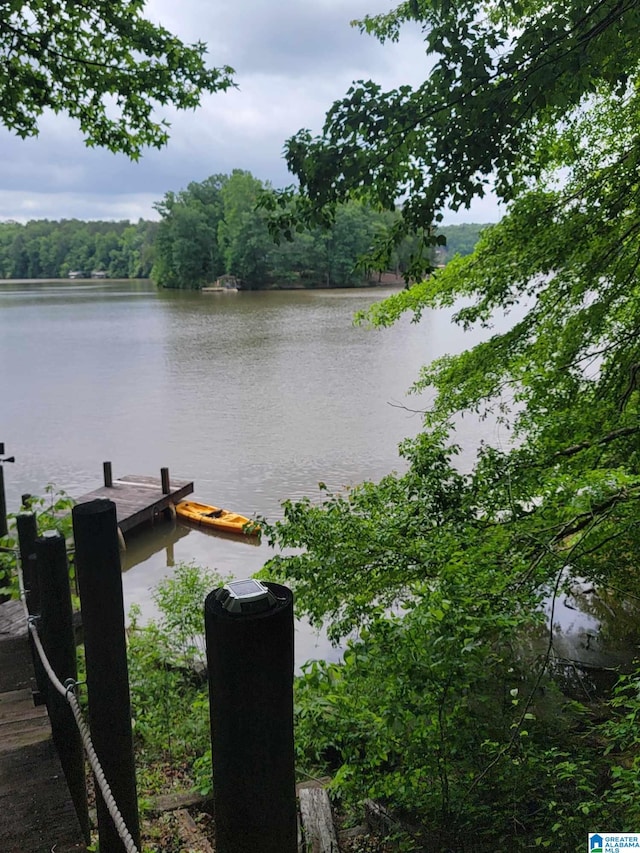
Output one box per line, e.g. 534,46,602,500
0,487,75,598
256,0,640,847
0,218,158,279
0,204,480,286
273,0,640,280
151,170,413,289
127,563,219,776
1,1,234,156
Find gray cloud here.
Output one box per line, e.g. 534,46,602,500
153,0,398,75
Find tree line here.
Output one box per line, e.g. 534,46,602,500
0,173,484,286
0,218,159,280
151,170,483,289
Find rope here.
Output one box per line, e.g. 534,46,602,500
28,619,140,853
16,544,140,853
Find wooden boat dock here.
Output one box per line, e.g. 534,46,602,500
0,599,86,853
74,464,193,535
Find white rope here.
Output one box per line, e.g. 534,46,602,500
28,620,140,853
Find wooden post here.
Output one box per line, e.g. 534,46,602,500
21,493,33,509
36,530,91,843
0,442,15,538
17,512,48,700
72,499,141,853
103,461,113,488
17,513,39,613
0,447,8,600
204,582,297,853
161,467,171,495
0,464,7,539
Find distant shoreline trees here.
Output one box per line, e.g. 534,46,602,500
0,173,486,287
0,218,159,280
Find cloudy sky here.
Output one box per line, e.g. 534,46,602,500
0,0,501,224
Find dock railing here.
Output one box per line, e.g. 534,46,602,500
16,501,142,853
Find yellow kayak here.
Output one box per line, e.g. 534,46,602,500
175,500,259,537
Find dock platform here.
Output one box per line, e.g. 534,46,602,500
75,472,194,534
0,599,86,853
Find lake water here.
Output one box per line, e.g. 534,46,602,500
1,279,480,664
1,279,636,674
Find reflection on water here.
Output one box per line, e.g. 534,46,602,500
120,519,192,572
519,574,640,698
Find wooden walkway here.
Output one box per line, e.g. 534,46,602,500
0,599,87,853
75,473,193,534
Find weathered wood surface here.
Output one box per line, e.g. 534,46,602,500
0,600,87,852
0,737,87,853
75,473,193,533
0,597,25,637
150,789,212,813
0,600,34,694
299,786,339,853
0,688,49,751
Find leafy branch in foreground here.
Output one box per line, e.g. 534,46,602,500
274,0,640,278
0,1,235,156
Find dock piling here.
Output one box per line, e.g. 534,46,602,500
103,461,113,488
17,512,39,612
0,442,16,538
35,529,91,843
205,581,297,853
0,468,6,540
17,511,48,700
161,467,171,495
73,499,141,853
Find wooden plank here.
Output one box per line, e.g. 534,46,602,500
0,599,27,638
0,628,36,696
0,607,87,850
0,688,45,721
150,790,212,813
0,737,86,853
74,474,193,534
299,786,339,853
0,715,50,752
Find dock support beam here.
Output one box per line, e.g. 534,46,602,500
205,582,297,853
36,530,91,843
73,499,140,853
0,442,7,538
161,467,171,495
103,461,113,488
17,512,48,700
17,513,40,615
0,466,6,540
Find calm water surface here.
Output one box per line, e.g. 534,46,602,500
0,279,488,663
1,279,636,671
